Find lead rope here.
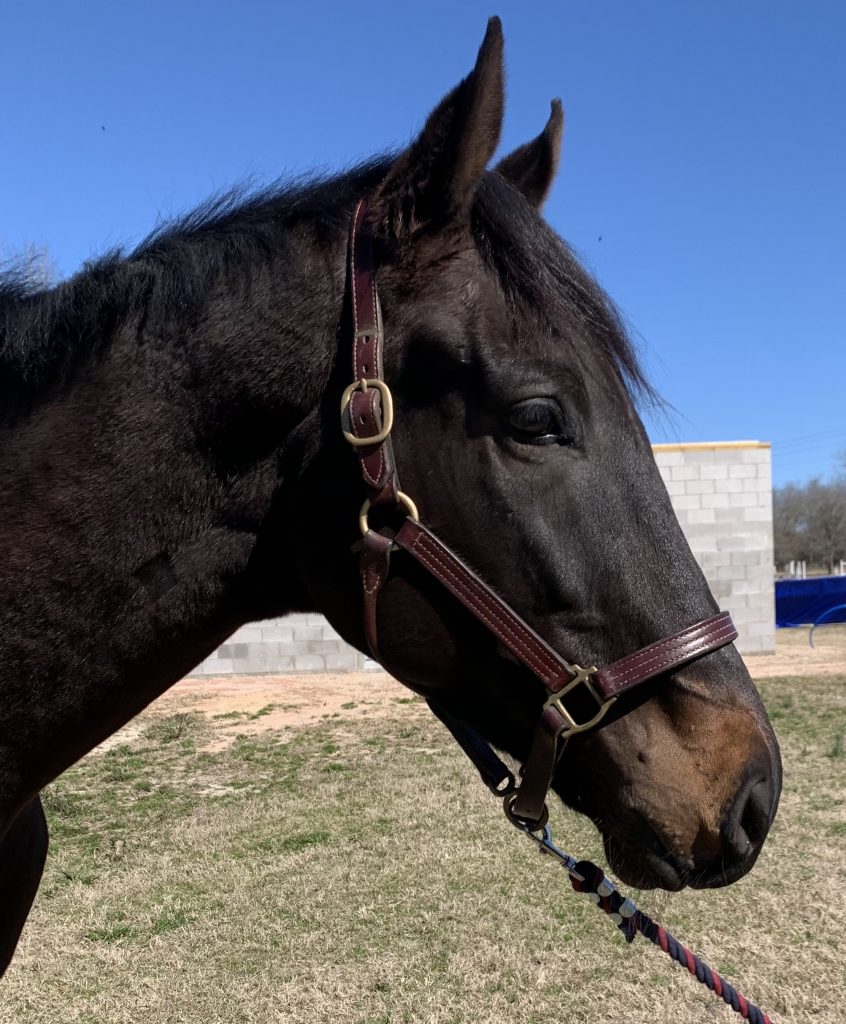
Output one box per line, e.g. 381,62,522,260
514,819,774,1024
428,703,775,1023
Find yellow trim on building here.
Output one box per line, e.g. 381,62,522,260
651,441,771,452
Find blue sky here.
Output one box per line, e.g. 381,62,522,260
2,2,843,486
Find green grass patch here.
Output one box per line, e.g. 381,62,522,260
248,703,278,720
85,923,135,943
278,830,331,853
151,909,191,935
142,712,205,745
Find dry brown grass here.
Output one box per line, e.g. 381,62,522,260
1,635,844,1023
750,622,846,678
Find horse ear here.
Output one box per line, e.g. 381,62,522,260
372,17,504,238
495,100,564,210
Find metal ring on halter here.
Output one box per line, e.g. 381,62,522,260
358,492,420,537
503,792,549,832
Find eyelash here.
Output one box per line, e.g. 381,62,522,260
507,399,575,446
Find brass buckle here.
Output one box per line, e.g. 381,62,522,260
545,664,616,738
340,378,394,447
359,492,420,537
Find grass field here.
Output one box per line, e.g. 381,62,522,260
1,644,844,1022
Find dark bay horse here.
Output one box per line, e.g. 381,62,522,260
0,19,780,978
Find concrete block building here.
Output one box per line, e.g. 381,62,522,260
193,615,365,677
652,441,774,654
189,440,774,676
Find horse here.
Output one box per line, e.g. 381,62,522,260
0,17,780,979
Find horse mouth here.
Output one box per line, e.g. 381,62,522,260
601,816,690,892
600,811,766,892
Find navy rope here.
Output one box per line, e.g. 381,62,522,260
519,823,774,1023
427,705,774,1020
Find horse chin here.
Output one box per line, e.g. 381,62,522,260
550,781,687,891
593,802,769,893
601,833,688,892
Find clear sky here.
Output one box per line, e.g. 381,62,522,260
2,1,843,486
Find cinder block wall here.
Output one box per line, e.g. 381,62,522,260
190,440,774,675
653,441,774,654
191,614,369,677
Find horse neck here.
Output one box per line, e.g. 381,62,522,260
0,224,346,785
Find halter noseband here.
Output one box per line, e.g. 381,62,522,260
340,199,737,826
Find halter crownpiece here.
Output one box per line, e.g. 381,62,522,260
342,198,738,824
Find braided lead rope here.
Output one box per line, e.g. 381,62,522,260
518,822,774,1024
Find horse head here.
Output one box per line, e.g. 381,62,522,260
296,19,781,891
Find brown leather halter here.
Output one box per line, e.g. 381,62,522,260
341,199,738,826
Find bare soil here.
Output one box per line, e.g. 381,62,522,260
96,671,408,754
745,623,846,677
133,625,846,752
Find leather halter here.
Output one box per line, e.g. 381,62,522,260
341,199,738,826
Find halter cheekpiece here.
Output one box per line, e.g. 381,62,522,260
341,197,738,826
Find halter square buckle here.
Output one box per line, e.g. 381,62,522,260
340,378,394,447
544,664,616,738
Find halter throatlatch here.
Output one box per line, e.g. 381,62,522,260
340,198,774,1023
342,198,738,824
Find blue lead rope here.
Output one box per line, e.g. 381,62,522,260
516,820,774,1024
428,700,776,1021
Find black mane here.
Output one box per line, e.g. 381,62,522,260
0,161,648,403
0,160,390,400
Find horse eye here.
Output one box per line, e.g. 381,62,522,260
508,400,571,445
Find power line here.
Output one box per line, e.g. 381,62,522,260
772,428,846,451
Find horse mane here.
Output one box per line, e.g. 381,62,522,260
0,159,649,404
0,160,390,401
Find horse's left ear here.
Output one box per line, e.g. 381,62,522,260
372,17,504,238
495,99,564,210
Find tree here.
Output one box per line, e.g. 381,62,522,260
805,478,846,573
774,478,846,573
773,484,809,564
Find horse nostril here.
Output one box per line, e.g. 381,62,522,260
722,768,775,863
741,779,772,846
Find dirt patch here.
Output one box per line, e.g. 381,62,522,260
99,627,844,755
145,671,413,752
746,623,846,678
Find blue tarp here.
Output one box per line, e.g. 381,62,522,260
775,576,846,627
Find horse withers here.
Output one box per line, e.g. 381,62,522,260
0,18,780,977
